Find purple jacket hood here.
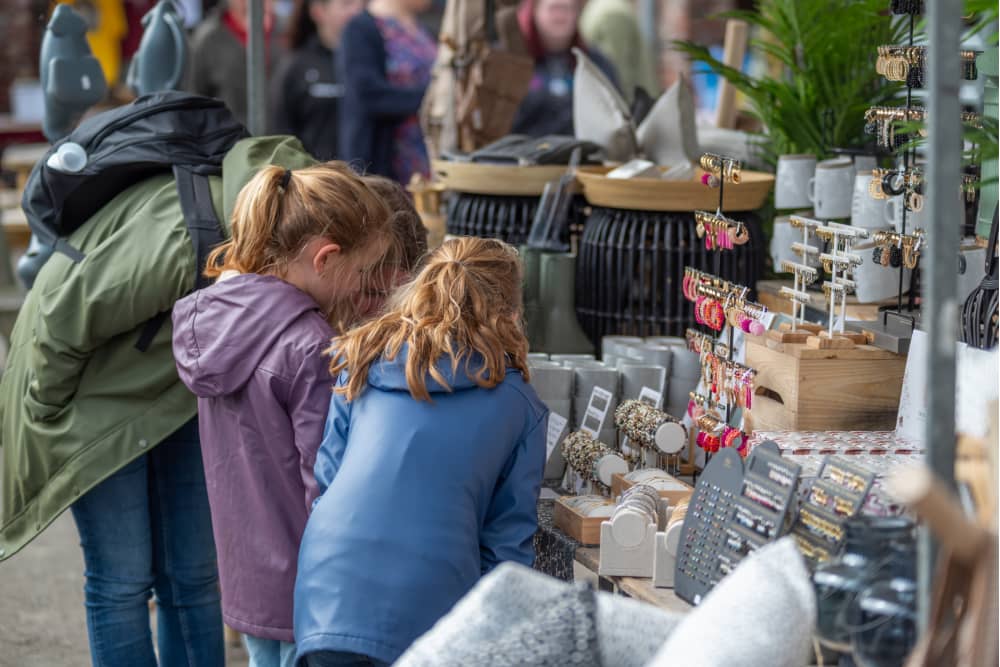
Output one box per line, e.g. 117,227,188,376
173,273,328,397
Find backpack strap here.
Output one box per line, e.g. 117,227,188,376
134,166,224,352
172,165,225,291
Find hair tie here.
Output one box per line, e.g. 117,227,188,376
279,169,292,191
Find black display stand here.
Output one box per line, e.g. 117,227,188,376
846,13,921,353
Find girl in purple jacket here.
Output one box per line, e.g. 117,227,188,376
172,162,404,667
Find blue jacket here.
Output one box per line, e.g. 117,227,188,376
293,349,548,665
338,10,428,178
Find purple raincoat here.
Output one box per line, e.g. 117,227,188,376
172,273,334,642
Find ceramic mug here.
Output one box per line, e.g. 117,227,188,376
808,157,854,219
775,154,817,209
854,237,910,303
854,154,878,176
851,173,885,229
883,195,927,232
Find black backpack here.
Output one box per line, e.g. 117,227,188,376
21,91,249,349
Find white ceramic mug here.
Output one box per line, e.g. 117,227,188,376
851,173,885,229
854,154,878,176
775,154,817,209
854,237,911,303
808,157,854,219
883,195,927,232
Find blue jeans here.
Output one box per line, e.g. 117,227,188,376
303,652,389,667
244,635,296,667
71,417,224,667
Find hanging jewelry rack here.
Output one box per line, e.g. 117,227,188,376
849,7,979,353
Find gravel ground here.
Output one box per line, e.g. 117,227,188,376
0,465,247,667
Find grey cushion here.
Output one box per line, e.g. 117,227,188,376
395,563,680,667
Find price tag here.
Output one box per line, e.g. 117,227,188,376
579,386,613,437
546,413,568,463
637,386,663,409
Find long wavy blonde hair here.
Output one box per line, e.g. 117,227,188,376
329,237,530,402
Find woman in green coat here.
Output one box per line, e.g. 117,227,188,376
0,137,318,666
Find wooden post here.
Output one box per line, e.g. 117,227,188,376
714,19,749,129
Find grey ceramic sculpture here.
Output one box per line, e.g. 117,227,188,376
127,0,188,96
21,4,106,289
39,4,107,143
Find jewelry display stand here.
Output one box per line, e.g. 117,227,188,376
747,225,907,431
598,517,658,577
790,456,876,564
773,215,823,344
674,447,744,605
682,152,766,464
845,13,980,353
809,222,870,349
652,504,686,588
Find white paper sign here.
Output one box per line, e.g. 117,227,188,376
580,386,614,436
546,413,568,463
638,386,663,408
896,330,999,442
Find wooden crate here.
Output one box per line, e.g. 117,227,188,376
746,334,906,432
552,496,614,546
610,472,693,505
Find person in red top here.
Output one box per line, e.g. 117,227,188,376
189,0,278,125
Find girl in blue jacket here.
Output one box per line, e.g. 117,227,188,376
294,237,548,667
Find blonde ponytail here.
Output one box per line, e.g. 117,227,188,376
205,161,393,278
329,237,530,402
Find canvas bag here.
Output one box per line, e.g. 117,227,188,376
421,0,534,157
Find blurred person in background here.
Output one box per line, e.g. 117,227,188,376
511,0,618,137
580,0,658,103
189,0,278,126
338,0,437,184
270,0,363,160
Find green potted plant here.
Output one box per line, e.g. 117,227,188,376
675,0,908,164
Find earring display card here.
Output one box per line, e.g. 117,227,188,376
674,447,744,605
719,441,801,576
790,455,876,563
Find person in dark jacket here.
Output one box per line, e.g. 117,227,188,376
270,0,362,160
190,0,278,126
511,0,619,137
294,237,548,667
338,0,437,184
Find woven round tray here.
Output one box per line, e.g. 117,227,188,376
432,159,609,196
576,165,775,212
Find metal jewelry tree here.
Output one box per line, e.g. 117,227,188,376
775,215,822,342
684,153,767,462
812,222,870,348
